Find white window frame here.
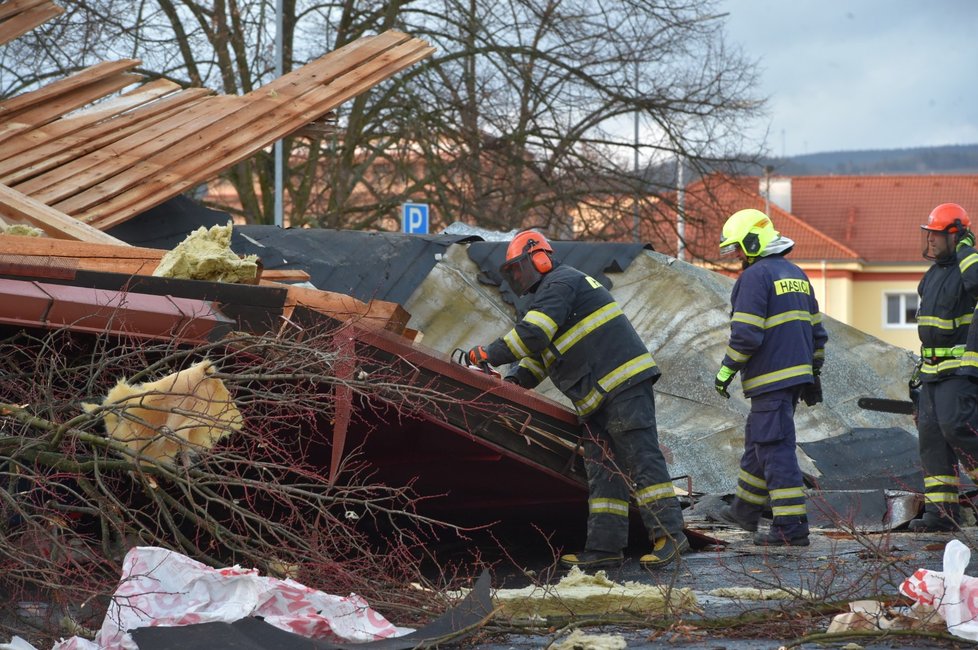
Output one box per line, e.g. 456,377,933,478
883,292,918,329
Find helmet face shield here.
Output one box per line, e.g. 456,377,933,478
500,252,543,295
719,243,740,258
921,226,955,262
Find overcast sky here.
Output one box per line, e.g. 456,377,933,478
720,0,978,157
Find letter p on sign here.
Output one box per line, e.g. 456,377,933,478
402,203,429,234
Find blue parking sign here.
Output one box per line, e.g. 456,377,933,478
402,203,429,234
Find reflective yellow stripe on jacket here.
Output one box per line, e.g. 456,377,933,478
541,303,623,366
917,313,973,331
573,352,657,417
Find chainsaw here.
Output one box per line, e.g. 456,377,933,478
856,397,914,415
451,348,500,377
858,360,922,416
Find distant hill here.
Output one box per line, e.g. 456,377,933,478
643,144,978,189
763,143,978,176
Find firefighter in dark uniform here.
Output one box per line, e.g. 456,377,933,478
911,202,978,532
711,209,828,547
467,230,687,569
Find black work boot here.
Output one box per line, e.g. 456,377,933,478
754,517,809,546
712,504,759,532
908,510,959,532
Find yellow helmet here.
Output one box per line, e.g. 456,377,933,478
719,209,779,258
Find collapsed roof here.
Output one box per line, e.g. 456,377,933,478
110,197,922,497
0,6,922,530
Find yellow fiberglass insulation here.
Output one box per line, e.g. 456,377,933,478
487,567,698,619
82,360,243,466
3,224,44,237
154,221,258,283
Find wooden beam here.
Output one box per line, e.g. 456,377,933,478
0,88,211,186
0,79,183,165
0,60,139,120
0,2,63,46
79,33,435,228
0,184,128,245
0,72,143,145
1,89,212,187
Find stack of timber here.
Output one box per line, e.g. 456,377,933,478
0,29,433,236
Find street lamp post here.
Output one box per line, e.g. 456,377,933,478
274,0,284,227
633,61,640,243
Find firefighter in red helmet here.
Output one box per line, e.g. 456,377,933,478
912,202,978,532
467,230,688,569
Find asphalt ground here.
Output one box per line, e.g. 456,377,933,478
471,511,978,650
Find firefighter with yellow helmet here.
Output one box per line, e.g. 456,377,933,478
711,209,827,546
912,202,978,532
467,229,688,569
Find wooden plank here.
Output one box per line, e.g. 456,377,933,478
0,234,162,259
0,89,212,185
259,269,311,282
38,33,415,215
0,184,128,245
0,0,51,21
281,284,409,333
0,60,139,119
14,94,237,199
0,252,161,276
76,34,434,227
93,44,434,227
0,4,62,45
0,79,182,164
0,72,142,146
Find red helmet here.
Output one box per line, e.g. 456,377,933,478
922,203,970,233
500,230,554,295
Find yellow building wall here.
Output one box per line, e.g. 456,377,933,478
801,264,923,352
851,278,921,352
806,272,854,326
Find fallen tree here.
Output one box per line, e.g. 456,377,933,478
0,321,480,644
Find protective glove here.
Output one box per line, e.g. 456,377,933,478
801,375,823,406
958,229,976,251
503,375,521,386
714,366,735,399
467,345,489,367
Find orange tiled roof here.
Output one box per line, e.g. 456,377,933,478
788,175,978,263
647,175,861,263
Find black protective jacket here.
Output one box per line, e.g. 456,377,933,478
917,244,978,381
485,263,660,419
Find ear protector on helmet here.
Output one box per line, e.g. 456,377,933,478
530,249,553,273
742,233,761,255
719,209,780,260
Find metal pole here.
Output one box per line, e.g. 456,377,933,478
274,0,284,227
677,157,685,260
633,61,640,243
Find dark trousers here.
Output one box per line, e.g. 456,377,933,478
730,387,808,537
582,381,685,552
917,377,978,517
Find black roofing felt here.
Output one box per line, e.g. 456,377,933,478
798,427,923,491
232,227,478,304
466,240,653,308
108,194,230,250
121,197,652,306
